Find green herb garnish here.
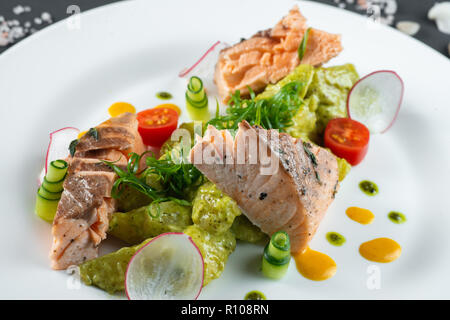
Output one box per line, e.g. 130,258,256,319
102,152,194,218
207,81,305,132
143,147,203,198
298,27,311,62
302,141,318,167
87,127,99,140
303,141,322,184
69,139,78,157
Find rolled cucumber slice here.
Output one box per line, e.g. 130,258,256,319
41,176,65,193
35,192,60,223
38,185,62,201
46,160,68,182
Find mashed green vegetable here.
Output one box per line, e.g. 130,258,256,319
231,215,268,243
192,182,241,235
109,201,192,245
81,181,244,292
274,64,360,142
80,238,152,294
258,63,358,181
336,157,351,182
184,225,236,285
117,173,163,212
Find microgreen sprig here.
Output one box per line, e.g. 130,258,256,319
207,81,305,131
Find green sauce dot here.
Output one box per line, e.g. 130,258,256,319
244,290,267,300
388,211,407,224
326,232,346,246
359,180,379,196
156,91,172,100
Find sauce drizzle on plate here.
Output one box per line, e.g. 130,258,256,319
359,238,401,263
359,180,379,196
346,206,374,224
326,232,346,246
156,91,173,100
388,211,407,224
244,290,267,300
108,102,136,117
294,247,337,281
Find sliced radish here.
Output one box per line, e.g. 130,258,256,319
179,41,228,99
179,41,226,78
347,70,404,134
39,127,80,184
125,232,204,300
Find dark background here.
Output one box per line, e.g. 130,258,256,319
0,0,449,57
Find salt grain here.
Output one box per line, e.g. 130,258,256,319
41,12,52,23
13,5,25,15
384,0,398,15
396,21,421,36
428,2,450,35
0,5,54,48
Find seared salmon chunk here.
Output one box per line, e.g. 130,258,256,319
190,122,339,254
214,5,342,102
50,113,145,270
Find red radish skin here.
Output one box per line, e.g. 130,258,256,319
347,70,404,134
179,41,222,78
45,127,80,174
125,232,205,300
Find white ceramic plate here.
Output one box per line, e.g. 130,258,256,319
1,0,449,299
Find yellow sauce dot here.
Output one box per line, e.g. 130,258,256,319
154,103,181,115
294,247,337,281
77,130,87,139
346,206,374,225
359,238,401,263
108,102,136,117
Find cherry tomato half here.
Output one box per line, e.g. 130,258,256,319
137,108,179,147
324,118,370,166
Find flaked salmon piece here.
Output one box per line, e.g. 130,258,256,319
75,112,146,156
50,172,116,269
68,156,127,175
214,5,342,102
190,122,339,253
50,113,145,270
74,149,126,162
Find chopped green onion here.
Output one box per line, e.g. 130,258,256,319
207,81,305,132
298,27,311,62
102,151,197,217
261,231,291,279
186,76,210,122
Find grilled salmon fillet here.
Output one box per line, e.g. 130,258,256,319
50,113,145,270
214,5,342,102
190,122,339,254
75,112,146,156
